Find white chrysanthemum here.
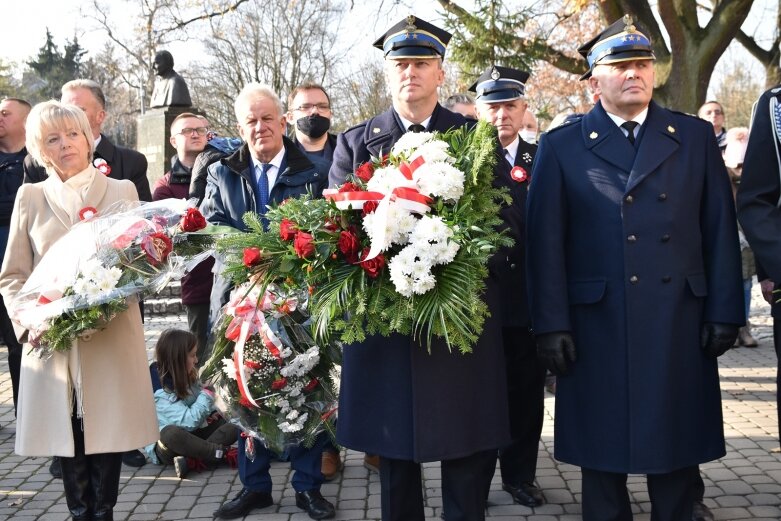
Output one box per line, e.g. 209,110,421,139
392,131,435,156
72,277,88,296
366,167,409,195
412,270,437,294
409,140,452,165
279,421,303,433
411,215,453,245
362,204,416,251
286,410,300,421
221,358,237,380
80,258,104,283
280,346,320,377
413,162,465,201
279,346,293,358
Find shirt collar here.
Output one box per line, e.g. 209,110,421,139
604,106,648,130
504,136,520,163
250,146,285,173
398,114,433,132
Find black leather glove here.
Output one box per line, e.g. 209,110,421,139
536,332,576,376
701,323,739,357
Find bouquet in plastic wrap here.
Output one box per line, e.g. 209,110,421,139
11,199,217,354
203,281,339,455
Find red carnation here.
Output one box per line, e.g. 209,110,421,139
293,231,316,259
180,208,207,232
140,232,173,265
280,219,297,241
359,247,386,278
271,377,288,390
355,162,374,182
238,395,253,408
245,360,263,370
243,247,262,267
362,200,379,217
338,182,359,193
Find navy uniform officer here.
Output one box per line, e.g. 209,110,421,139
330,16,512,521
470,65,546,508
526,16,743,521
736,84,781,447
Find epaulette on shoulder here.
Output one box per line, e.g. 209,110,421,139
341,120,369,136
669,109,699,120
546,114,582,134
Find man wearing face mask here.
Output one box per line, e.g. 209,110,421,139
287,83,337,163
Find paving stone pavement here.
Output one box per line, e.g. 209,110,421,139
0,285,778,520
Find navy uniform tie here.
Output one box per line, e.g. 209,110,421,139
408,124,426,133
257,163,271,214
621,121,639,145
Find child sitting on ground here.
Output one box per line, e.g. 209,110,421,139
146,328,238,478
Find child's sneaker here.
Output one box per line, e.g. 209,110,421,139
173,456,188,479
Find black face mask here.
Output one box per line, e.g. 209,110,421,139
296,115,331,139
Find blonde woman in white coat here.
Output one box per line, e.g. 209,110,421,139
0,101,158,521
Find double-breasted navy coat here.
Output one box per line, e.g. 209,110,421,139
329,104,512,462
526,101,743,474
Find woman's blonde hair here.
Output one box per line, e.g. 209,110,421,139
25,100,94,173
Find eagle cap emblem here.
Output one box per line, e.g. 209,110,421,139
405,15,417,32
490,67,500,80
623,14,636,33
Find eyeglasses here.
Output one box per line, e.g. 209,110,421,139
293,103,331,112
702,109,723,116
177,127,209,136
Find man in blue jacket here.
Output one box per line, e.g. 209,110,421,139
330,16,514,521
201,83,332,520
526,15,743,521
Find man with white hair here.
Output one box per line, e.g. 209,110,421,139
201,83,332,520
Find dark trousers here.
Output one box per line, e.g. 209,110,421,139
0,295,21,413
60,412,123,520
155,420,238,465
380,450,496,521
238,430,327,493
773,318,781,441
185,302,210,363
496,326,546,486
581,466,698,521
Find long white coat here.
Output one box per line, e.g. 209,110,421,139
0,167,158,456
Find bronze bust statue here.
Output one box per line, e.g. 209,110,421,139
149,50,192,108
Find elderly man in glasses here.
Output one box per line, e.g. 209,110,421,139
698,100,728,153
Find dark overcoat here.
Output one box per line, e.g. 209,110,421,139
24,134,152,201
737,86,781,283
526,101,743,474
330,104,512,462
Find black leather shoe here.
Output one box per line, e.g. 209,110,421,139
49,457,62,479
121,449,146,467
213,488,273,519
692,500,714,521
502,482,545,507
295,490,335,520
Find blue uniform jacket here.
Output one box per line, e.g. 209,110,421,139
526,100,743,473
330,104,512,462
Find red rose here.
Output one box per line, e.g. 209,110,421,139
303,378,319,392
140,232,173,265
324,219,339,232
337,230,361,262
362,200,379,217
180,208,207,232
355,162,374,182
271,377,287,390
338,182,359,193
359,247,386,278
380,154,390,166
293,231,315,259
280,219,297,241
243,247,262,267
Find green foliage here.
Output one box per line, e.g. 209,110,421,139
26,29,87,101
40,295,127,352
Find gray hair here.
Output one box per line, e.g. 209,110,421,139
61,79,107,109
234,83,284,121
443,93,475,109
26,100,94,173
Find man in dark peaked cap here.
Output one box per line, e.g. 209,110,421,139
330,15,517,521
526,15,743,521
470,65,547,509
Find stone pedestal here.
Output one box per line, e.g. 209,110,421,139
136,106,198,186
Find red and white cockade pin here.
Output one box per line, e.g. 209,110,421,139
78,207,98,221
510,166,528,183
93,158,111,176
